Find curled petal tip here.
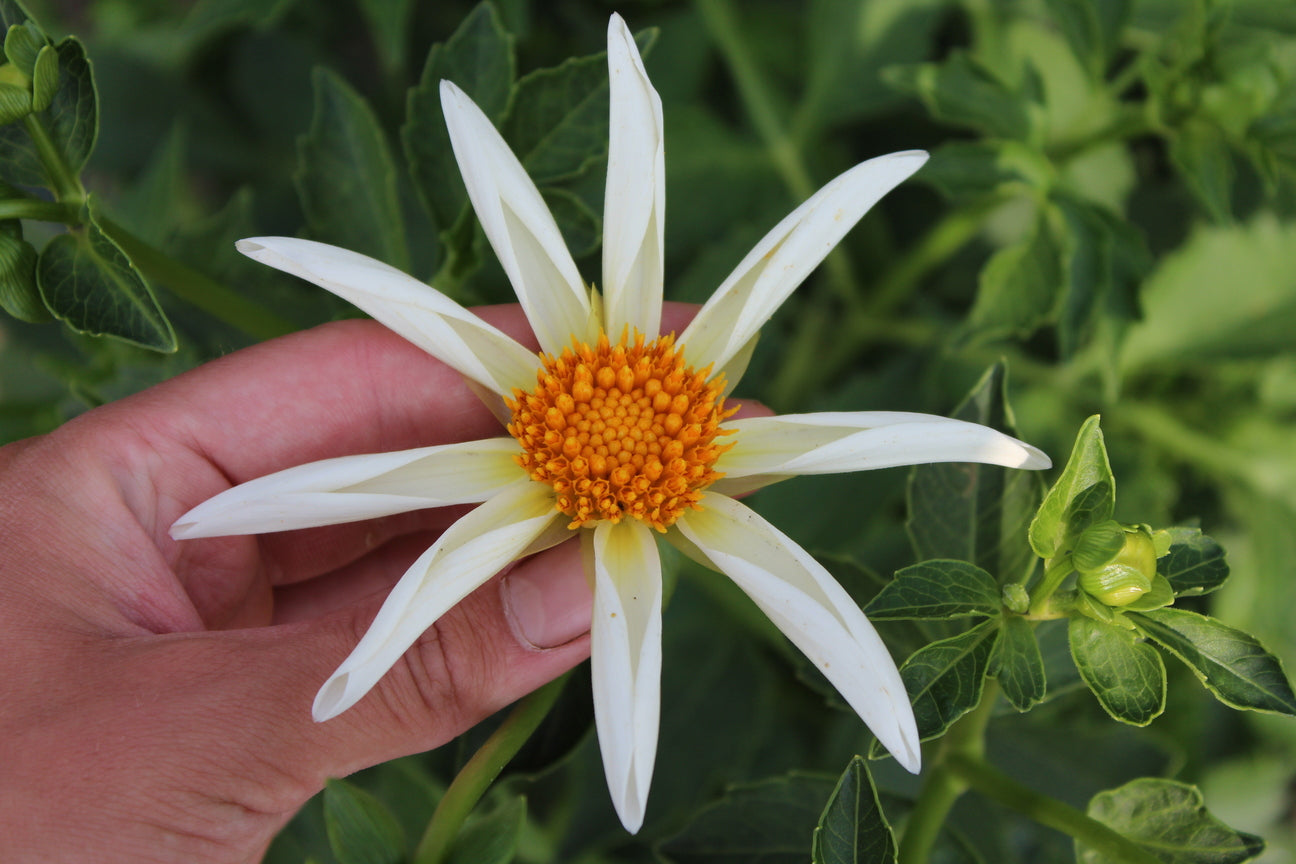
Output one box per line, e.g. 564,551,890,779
235,237,266,256
312,673,354,722
1023,444,1053,470
169,521,197,540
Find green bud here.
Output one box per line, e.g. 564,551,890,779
1112,528,1158,579
4,24,42,78
1002,583,1030,615
1072,520,1126,572
30,44,57,112
1079,562,1153,607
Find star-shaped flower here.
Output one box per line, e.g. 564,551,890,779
171,14,1049,833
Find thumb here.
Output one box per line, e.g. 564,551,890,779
180,539,592,815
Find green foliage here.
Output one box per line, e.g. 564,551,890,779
4,0,1296,861
1080,778,1264,864
322,778,406,864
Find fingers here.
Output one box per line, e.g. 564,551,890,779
195,539,593,806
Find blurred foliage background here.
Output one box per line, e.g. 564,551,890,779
3,0,1296,861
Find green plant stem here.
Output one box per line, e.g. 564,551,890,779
413,675,568,864
23,113,84,203
1028,554,1074,618
94,214,296,342
696,0,860,310
0,197,79,222
946,753,1163,864
898,681,998,864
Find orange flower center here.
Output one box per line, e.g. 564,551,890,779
507,332,734,532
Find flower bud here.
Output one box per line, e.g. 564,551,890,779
1078,563,1152,606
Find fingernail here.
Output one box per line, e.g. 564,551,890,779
502,541,592,649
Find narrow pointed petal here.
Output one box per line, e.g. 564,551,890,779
588,519,663,833
237,237,537,397
677,494,921,773
440,81,593,354
170,439,523,539
602,13,664,339
710,411,1051,497
678,151,929,374
313,479,563,720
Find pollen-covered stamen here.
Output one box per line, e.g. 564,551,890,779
507,331,735,532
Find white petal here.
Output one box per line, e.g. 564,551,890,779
313,479,563,720
237,237,538,398
602,14,664,339
677,494,921,773
170,439,524,539
710,411,1051,495
678,151,929,373
440,81,594,355
588,519,663,833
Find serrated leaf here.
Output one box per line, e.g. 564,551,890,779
0,36,96,189
992,615,1047,711
1069,616,1166,726
1158,528,1229,597
296,66,408,270
865,560,1001,621
883,51,1033,140
658,773,835,864
36,211,176,351
907,362,1044,583
965,212,1063,343
1029,415,1114,559
1131,607,1296,716
29,42,55,111
811,756,896,864
322,778,405,864
1080,778,1265,864
404,2,514,232
446,795,525,864
886,620,999,746
503,29,656,185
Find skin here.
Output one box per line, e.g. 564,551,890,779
0,303,716,863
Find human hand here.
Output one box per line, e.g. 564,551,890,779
0,307,596,863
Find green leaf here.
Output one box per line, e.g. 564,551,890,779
1122,216,1296,369
658,772,835,864
4,21,42,75
503,29,656,185
865,560,1001,621
0,36,96,189
542,185,600,259
1043,0,1104,77
965,212,1063,344
36,208,176,351
356,0,413,75
1170,120,1234,222
296,66,408,270
1079,778,1265,864
0,219,45,321
322,778,406,864
883,51,1033,140
888,620,999,746
1158,527,1229,597
919,139,1051,201
811,757,896,864
992,615,1047,711
29,41,55,111
446,795,525,864
1029,415,1115,559
404,2,514,233
1069,616,1166,726
907,362,1044,583
1131,607,1296,716
1121,575,1175,612
0,81,28,124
